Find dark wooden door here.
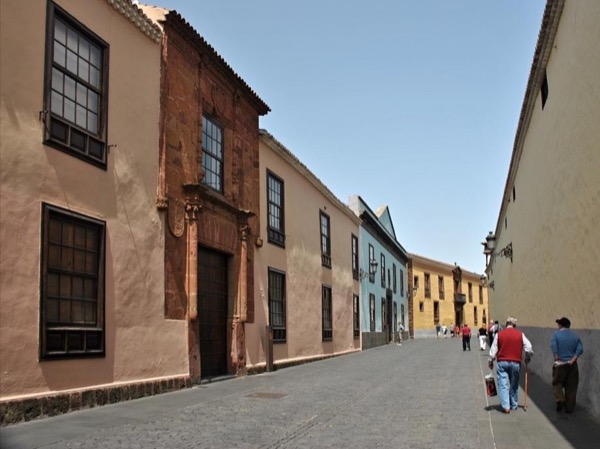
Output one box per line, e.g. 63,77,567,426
198,247,228,378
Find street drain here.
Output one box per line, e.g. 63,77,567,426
246,392,287,399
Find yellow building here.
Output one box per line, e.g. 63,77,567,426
484,0,600,419
408,254,489,339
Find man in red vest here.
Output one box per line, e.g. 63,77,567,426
488,316,533,413
462,323,472,351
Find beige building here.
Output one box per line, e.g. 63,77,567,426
409,254,488,339
246,130,362,371
483,0,600,419
0,0,189,424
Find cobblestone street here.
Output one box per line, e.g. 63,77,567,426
2,338,599,449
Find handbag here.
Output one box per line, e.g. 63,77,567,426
485,374,497,397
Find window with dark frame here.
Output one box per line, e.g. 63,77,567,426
439,275,445,300
369,294,375,331
381,297,386,332
368,244,375,283
267,171,285,247
419,301,424,313
380,254,386,287
320,211,331,268
474,306,478,326
268,268,286,342
400,269,404,297
424,272,431,298
322,285,332,340
351,234,359,280
41,203,105,359
353,294,360,338
468,282,473,303
392,263,397,293
433,301,439,324
44,2,108,168
202,115,224,192
479,285,483,304
541,70,549,109
414,275,419,290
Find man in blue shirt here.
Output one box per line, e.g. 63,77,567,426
551,317,584,413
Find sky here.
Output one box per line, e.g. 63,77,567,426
146,0,547,274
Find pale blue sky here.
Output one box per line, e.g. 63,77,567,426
148,0,546,273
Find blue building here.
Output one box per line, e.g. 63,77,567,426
349,196,409,350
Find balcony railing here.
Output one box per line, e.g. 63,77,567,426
454,293,466,304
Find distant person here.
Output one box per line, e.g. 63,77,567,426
436,324,441,338
551,317,584,413
462,323,471,351
478,325,488,351
488,320,500,346
488,316,533,413
441,324,448,338
449,323,455,338
397,320,405,346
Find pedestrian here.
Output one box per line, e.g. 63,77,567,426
397,320,405,346
441,324,448,338
462,323,471,351
449,323,455,338
488,320,500,347
551,317,584,413
478,325,488,351
488,316,533,413
436,324,441,338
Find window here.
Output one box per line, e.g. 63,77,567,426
479,285,483,304
202,115,223,192
40,204,105,359
353,294,360,338
268,269,286,342
368,244,375,283
320,211,331,268
433,301,439,324
400,304,405,327
392,264,397,293
468,282,473,303
541,70,549,109
267,171,285,247
438,276,445,300
414,275,419,290
400,269,404,297
512,186,516,202
369,294,376,331
424,273,431,298
474,307,478,326
380,254,386,287
483,309,487,325
381,298,386,332
44,2,108,168
351,235,359,280
419,301,424,313
322,285,332,340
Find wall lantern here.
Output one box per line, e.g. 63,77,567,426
359,259,379,281
482,232,512,264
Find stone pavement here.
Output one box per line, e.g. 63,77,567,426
1,338,599,449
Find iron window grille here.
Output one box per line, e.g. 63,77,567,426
439,276,445,300
392,264,397,293
380,254,386,287
40,203,105,359
268,268,286,342
424,273,431,298
322,285,332,341
400,269,404,297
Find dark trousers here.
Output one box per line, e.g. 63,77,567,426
462,335,471,351
553,362,579,412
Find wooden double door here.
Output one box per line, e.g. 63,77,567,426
198,247,228,379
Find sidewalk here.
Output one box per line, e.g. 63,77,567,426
1,339,598,448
